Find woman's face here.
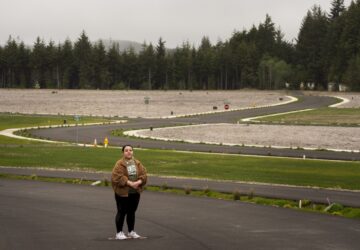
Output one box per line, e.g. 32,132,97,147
123,146,133,159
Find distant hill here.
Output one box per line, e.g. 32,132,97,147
18,38,172,54
98,39,144,53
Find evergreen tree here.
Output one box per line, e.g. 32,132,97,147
256,14,276,56
296,6,329,89
74,31,93,88
343,55,360,91
45,40,58,88
31,37,47,88
0,46,4,88
139,42,155,89
195,36,215,89
107,43,122,89
121,47,138,89
1,2,360,92
329,0,346,20
92,40,109,89
60,39,76,89
18,42,31,88
154,38,167,89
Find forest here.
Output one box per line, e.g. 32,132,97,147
0,0,359,91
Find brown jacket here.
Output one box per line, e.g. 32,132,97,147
111,157,147,197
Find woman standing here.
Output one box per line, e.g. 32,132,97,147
111,145,147,240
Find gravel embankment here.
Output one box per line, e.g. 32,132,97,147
131,123,360,152
0,89,291,118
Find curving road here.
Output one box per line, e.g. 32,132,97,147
29,94,360,161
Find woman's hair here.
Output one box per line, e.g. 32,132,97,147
122,144,133,152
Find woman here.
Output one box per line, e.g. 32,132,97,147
111,145,147,240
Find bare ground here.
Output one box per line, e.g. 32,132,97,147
131,123,360,151
0,89,290,118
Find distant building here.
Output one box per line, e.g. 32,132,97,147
328,82,336,91
307,82,315,90
339,84,349,92
300,82,305,90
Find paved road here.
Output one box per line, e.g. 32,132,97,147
1,179,359,250
30,94,360,161
1,167,360,207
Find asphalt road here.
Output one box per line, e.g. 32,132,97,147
1,179,359,250
29,94,360,161
1,166,360,207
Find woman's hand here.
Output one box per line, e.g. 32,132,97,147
127,180,142,189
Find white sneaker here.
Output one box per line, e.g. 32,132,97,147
115,231,127,240
128,231,141,239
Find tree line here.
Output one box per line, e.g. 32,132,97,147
0,0,359,91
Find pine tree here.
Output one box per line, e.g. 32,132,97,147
0,46,4,88
45,40,58,88
154,37,167,89
121,47,138,89
107,43,122,89
92,40,109,89
329,0,346,20
74,31,93,88
296,6,329,89
256,14,276,56
60,39,75,89
343,55,360,91
18,42,31,88
139,42,155,89
31,37,47,88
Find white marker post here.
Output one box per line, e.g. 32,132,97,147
74,115,80,145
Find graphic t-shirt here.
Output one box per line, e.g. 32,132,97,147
126,159,138,193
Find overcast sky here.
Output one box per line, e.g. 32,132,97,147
0,0,352,48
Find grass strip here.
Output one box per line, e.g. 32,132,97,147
1,173,359,219
0,113,118,145
0,113,116,131
0,145,360,190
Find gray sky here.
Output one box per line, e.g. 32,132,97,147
0,0,352,48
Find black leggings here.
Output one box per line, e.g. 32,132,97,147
115,193,140,233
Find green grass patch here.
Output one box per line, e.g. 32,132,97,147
0,113,117,145
0,145,360,190
256,108,360,126
111,129,125,137
0,135,45,145
0,113,115,131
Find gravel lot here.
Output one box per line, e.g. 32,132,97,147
0,89,291,118
130,123,360,152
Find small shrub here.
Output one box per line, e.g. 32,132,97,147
103,178,109,186
233,190,241,200
30,174,38,180
283,204,292,208
325,203,344,213
302,199,311,207
203,186,210,195
72,179,80,184
161,182,168,190
248,189,254,200
331,211,343,216
184,185,192,195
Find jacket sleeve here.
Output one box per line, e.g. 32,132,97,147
137,161,147,186
111,161,128,187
